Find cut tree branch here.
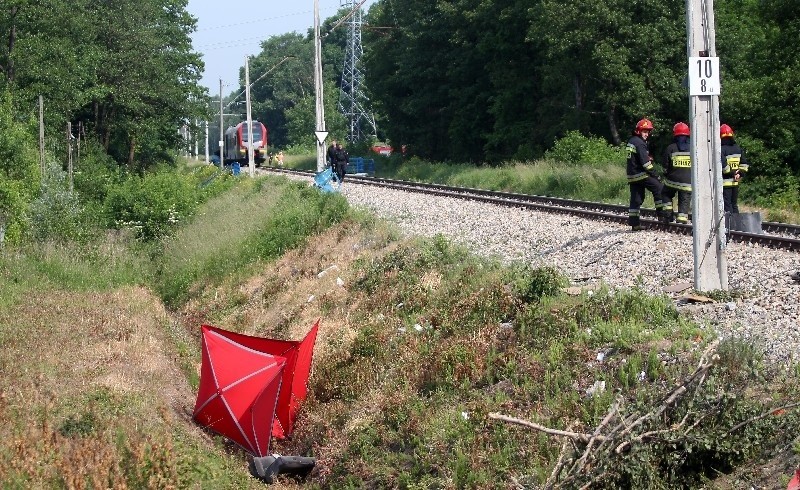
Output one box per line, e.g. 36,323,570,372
487,413,601,443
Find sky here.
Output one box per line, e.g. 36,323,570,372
186,1,377,94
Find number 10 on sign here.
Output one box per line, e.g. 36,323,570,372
688,57,721,96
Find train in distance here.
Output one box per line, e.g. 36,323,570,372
223,120,268,166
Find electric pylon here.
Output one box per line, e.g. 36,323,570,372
338,0,376,143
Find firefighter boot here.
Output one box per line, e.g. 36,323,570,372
628,214,643,231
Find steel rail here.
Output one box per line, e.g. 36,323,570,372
265,168,800,251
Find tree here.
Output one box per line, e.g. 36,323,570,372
235,10,355,151
530,0,687,146
715,0,800,204
0,90,40,243
247,33,315,150
79,0,205,168
1,0,205,170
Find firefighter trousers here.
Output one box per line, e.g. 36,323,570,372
628,176,666,227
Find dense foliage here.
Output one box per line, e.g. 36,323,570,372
1,0,205,168
360,0,799,204
0,90,40,243
207,14,352,152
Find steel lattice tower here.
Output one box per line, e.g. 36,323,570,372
339,0,376,143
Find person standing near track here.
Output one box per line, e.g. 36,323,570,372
720,124,749,213
326,140,337,168
626,118,671,230
661,122,693,224
333,142,349,184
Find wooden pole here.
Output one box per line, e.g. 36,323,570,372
66,122,73,192
38,95,45,176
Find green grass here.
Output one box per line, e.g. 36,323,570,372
0,169,355,490
155,174,349,307
0,234,151,309
299,235,800,489
3,160,799,488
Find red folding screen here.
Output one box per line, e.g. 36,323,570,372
193,320,320,455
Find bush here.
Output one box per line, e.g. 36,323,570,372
506,264,567,303
544,131,626,167
0,90,40,244
28,162,89,243
736,134,800,209
0,179,29,244
104,170,199,241
73,141,125,206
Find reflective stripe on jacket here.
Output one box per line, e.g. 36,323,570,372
626,135,653,183
721,138,749,187
662,138,692,191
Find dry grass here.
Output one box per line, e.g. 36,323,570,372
3,204,793,488
179,218,399,362
0,215,394,487
0,286,198,488
173,218,401,487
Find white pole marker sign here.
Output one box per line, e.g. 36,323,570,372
688,57,721,96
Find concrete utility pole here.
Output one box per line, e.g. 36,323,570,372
219,79,225,166
76,121,82,170
204,121,210,164
245,56,255,177
314,0,327,172
685,0,728,291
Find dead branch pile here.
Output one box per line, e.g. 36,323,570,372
490,341,722,489
491,338,800,489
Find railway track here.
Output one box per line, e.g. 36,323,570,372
266,167,800,252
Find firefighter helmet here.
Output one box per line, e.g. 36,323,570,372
673,122,690,137
720,124,734,138
635,118,654,133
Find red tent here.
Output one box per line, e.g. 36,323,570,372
193,325,286,457
195,321,319,441
268,320,319,439
788,468,800,490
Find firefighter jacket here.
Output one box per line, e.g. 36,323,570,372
626,134,655,183
661,136,692,192
333,147,349,166
326,144,336,166
721,137,749,187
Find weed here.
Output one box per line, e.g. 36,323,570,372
506,264,567,303
59,411,98,437
701,288,746,302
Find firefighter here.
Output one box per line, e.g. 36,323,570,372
326,140,337,168
626,118,670,230
720,124,749,213
661,122,693,224
333,142,349,183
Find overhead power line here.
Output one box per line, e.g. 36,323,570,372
194,7,341,33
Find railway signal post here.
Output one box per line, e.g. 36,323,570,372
686,0,728,291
